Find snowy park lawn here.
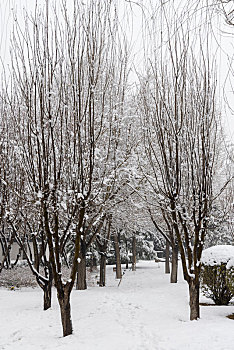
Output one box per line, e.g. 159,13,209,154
0,260,234,350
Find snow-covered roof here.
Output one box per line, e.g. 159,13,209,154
201,245,234,266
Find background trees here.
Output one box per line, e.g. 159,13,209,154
0,90,24,272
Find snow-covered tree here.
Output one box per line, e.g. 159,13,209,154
5,0,131,337
138,6,220,320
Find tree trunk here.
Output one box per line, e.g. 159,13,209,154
165,240,170,274
189,279,200,320
132,236,136,271
58,290,73,337
76,255,87,290
114,234,122,279
125,239,129,269
99,253,106,287
22,242,27,260
90,253,97,272
170,245,178,283
43,282,52,310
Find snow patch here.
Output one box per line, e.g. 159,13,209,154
201,245,234,266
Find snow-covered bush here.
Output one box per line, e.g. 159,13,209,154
200,245,234,305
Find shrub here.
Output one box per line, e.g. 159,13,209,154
200,263,234,305
200,245,234,305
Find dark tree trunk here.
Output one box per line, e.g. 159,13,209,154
36,267,53,311
76,239,87,290
165,240,170,274
43,282,52,310
76,255,87,290
125,239,129,269
43,261,53,310
90,253,97,272
3,235,10,268
114,234,122,279
97,220,110,286
189,279,200,320
132,236,136,271
58,290,73,337
22,243,27,260
99,253,106,287
170,245,178,283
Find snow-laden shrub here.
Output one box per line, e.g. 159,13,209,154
226,258,234,296
200,245,234,305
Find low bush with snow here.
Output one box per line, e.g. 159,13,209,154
200,245,234,305
0,264,98,289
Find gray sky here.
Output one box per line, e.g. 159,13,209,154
0,0,233,143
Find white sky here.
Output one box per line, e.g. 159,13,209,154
0,0,234,143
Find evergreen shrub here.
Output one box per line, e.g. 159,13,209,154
200,263,234,305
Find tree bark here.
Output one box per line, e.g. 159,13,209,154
90,253,97,272
125,239,129,269
132,236,136,271
43,282,52,310
76,239,87,290
99,253,106,287
170,245,178,283
189,279,200,320
114,234,122,279
165,240,170,274
58,290,73,337
22,242,27,260
76,255,87,290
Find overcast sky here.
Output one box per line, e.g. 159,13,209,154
0,0,233,143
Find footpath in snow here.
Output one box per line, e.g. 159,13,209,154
0,260,234,350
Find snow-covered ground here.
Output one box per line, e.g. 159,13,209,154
0,260,234,350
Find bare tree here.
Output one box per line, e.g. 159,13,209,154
0,91,23,272
6,0,130,337
139,12,219,319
